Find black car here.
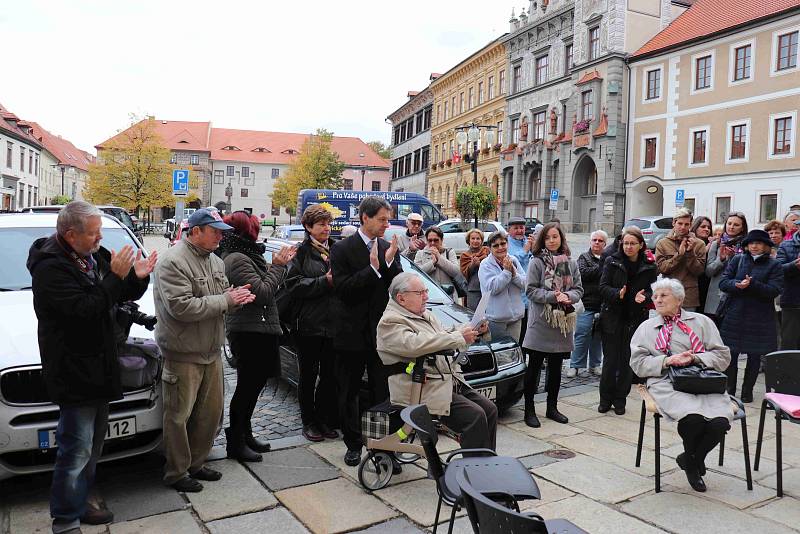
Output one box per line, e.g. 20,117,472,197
524,217,543,236
262,238,526,412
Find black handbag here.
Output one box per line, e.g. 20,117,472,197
668,364,727,395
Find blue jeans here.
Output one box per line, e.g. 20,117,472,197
569,311,602,369
50,402,109,533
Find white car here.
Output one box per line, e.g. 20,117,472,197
0,213,163,481
434,219,505,255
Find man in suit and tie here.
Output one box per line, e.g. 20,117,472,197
331,196,403,466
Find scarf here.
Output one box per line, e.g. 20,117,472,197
460,246,489,278
538,249,577,336
655,310,705,355
218,233,267,271
720,232,744,254
309,237,331,263
56,234,97,277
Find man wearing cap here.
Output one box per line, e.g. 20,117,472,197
396,213,426,260
777,217,800,349
506,216,534,342
154,208,256,492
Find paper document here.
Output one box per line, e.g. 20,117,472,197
470,295,489,328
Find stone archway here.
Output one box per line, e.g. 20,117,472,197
571,154,598,232
629,178,664,218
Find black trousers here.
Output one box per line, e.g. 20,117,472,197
599,327,635,407
441,388,498,450
524,350,567,406
296,335,338,427
726,351,762,397
677,414,730,465
336,349,389,451
228,331,279,435
781,308,800,350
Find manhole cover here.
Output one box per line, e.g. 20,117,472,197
544,449,576,459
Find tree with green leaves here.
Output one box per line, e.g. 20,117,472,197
367,140,391,159
86,115,198,215
455,184,497,228
51,195,71,205
272,128,346,218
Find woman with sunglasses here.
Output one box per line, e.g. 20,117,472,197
478,231,527,342
414,226,460,293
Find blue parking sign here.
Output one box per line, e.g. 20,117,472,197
549,188,559,211
675,189,685,207
173,169,189,196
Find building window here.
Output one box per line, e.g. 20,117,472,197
478,82,484,104
413,149,421,173
513,65,522,93
684,198,696,215
415,113,423,135
443,100,448,120
533,111,546,141
400,123,406,141
692,130,707,164
214,170,224,184
240,188,248,198
344,179,353,190
774,116,793,155
535,55,548,85
434,146,439,164
695,55,712,90
730,123,747,159
497,121,504,145
423,107,432,130
371,181,381,191
734,44,751,81
34,154,39,175
777,31,799,71
451,97,456,118
511,118,520,144
20,147,25,171
499,70,506,94
6,142,12,168
646,69,660,100
271,168,280,179
581,90,593,121
565,44,573,74
226,165,235,176
436,105,441,124
190,154,200,165
715,196,731,224
488,76,495,100
421,147,429,169
468,87,474,109
28,151,33,173
644,137,657,168
760,194,778,223
589,27,600,60
241,166,250,178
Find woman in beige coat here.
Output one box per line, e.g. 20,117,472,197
630,277,734,493
376,272,496,450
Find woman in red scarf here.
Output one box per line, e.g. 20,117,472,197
459,229,489,310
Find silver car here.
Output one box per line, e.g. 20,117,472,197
0,213,163,481
624,216,673,250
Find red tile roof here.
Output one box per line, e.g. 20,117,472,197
631,0,800,59
26,122,95,172
576,70,602,85
0,102,42,149
96,119,212,152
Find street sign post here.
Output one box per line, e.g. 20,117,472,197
172,169,189,196
549,188,559,211
675,189,685,207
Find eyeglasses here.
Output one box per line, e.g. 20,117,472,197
403,289,429,296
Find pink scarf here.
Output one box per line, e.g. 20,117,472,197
655,310,705,354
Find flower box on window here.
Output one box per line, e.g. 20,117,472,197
446,158,453,167
574,120,591,134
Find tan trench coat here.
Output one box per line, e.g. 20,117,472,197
376,299,468,416
630,311,734,422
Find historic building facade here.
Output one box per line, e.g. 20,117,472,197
627,2,800,226
387,87,433,195
499,0,680,232
0,104,42,211
428,39,507,218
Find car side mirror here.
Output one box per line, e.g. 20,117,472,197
441,284,455,296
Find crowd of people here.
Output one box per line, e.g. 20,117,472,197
26,198,800,532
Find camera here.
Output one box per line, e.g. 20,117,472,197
117,301,157,332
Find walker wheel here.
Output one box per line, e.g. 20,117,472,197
358,451,394,491
395,433,421,464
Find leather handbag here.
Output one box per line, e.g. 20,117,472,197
668,364,727,395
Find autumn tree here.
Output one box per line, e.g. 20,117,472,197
367,140,391,159
456,184,497,229
85,115,197,215
272,128,346,218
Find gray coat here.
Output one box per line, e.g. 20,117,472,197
221,250,286,336
704,240,731,314
415,247,460,287
522,256,584,354
630,311,734,423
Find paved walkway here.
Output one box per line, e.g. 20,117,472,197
2,365,798,534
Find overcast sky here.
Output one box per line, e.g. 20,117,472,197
1,0,517,153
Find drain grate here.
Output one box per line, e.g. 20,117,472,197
544,449,576,459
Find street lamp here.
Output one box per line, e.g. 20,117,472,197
455,123,497,185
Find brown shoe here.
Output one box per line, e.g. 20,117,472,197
80,504,113,525
319,424,339,440
302,424,324,442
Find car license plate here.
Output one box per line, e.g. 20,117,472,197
475,386,497,400
38,417,137,450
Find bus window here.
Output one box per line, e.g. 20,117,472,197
394,203,415,219
420,204,439,223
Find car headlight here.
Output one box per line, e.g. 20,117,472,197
495,347,523,369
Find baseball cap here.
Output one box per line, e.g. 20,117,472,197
187,208,233,230
407,213,424,222
507,216,526,227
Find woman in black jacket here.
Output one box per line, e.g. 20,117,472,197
220,211,295,461
598,227,657,415
288,205,341,442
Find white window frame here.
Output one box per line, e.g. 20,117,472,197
640,132,660,171
768,110,797,160
642,65,663,104
770,25,800,77
690,49,716,95
687,125,710,168
728,37,756,87
725,118,751,164
756,189,781,224
713,193,735,224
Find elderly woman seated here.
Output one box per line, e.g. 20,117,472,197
376,272,497,450
630,278,734,493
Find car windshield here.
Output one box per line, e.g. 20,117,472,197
0,227,138,291
624,219,650,229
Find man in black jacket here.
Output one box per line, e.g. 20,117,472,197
27,201,156,534
568,230,607,378
331,196,402,466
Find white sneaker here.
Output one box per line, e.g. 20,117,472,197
591,366,603,376
566,367,578,378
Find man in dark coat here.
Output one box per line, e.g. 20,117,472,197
331,196,402,466
27,201,156,534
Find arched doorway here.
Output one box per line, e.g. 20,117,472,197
571,155,598,232
629,178,664,218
